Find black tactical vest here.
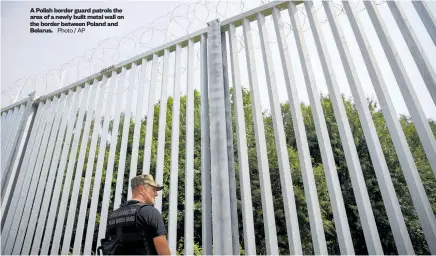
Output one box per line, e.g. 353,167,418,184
105,201,154,255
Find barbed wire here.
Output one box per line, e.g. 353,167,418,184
1,0,386,107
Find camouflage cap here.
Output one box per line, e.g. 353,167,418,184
131,174,163,191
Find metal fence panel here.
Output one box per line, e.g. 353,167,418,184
1,1,436,255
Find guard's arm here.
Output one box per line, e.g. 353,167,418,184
153,235,171,255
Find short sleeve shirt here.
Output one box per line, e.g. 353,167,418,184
129,200,167,254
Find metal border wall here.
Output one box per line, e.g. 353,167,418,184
1,1,435,255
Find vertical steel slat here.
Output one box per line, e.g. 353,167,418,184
1,109,14,156
0,111,7,136
4,99,54,255
260,10,326,254
168,44,182,254
1,106,23,185
41,87,83,254
323,2,415,254
141,54,159,177
412,1,436,47
221,31,240,255
388,1,436,137
97,64,137,252
208,19,233,255
1,102,47,251
184,39,195,255
49,80,102,254
1,110,13,146
154,49,169,212
277,5,355,254
56,81,93,254
263,10,328,254
200,34,213,256
282,5,344,254
12,96,60,254
125,59,148,206
154,50,170,212
39,87,83,255
242,18,279,255
31,90,74,255
82,69,126,255
1,93,35,206
2,107,23,169
50,84,91,255
346,2,436,253
70,70,122,254
20,93,68,255
50,85,90,254
1,106,22,173
1,108,18,159
389,0,436,107
56,81,98,255
303,2,384,254
228,23,256,255
364,1,436,180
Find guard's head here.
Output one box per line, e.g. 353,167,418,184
131,174,163,205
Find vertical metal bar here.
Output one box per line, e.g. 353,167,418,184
168,44,182,254
97,64,137,251
51,84,91,255
0,111,7,135
388,1,436,127
200,34,213,256
4,98,54,255
12,96,59,254
1,106,21,173
47,80,101,254
70,71,121,255
260,11,325,254
41,87,83,254
277,5,354,254
54,79,94,254
1,106,24,187
208,19,233,255
412,1,436,47
126,59,148,205
1,102,47,252
346,2,436,253
221,31,240,256
39,87,83,255
141,54,159,177
1,110,12,147
54,80,98,255
227,23,256,256
1,108,18,159
155,50,170,212
303,2,384,254
1,93,35,197
82,69,125,256
184,38,195,255
2,107,23,171
1,109,14,156
323,2,415,254
364,1,436,180
1,96,35,208
242,18,279,255
31,90,74,255
20,93,68,255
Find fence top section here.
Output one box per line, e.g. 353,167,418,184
1,92,35,113
36,0,301,103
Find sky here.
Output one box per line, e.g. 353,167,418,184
1,0,436,121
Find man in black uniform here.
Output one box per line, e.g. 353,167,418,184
102,174,171,255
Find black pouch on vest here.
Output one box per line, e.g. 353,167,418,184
99,238,119,255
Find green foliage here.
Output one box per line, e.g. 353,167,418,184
60,88,435,255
